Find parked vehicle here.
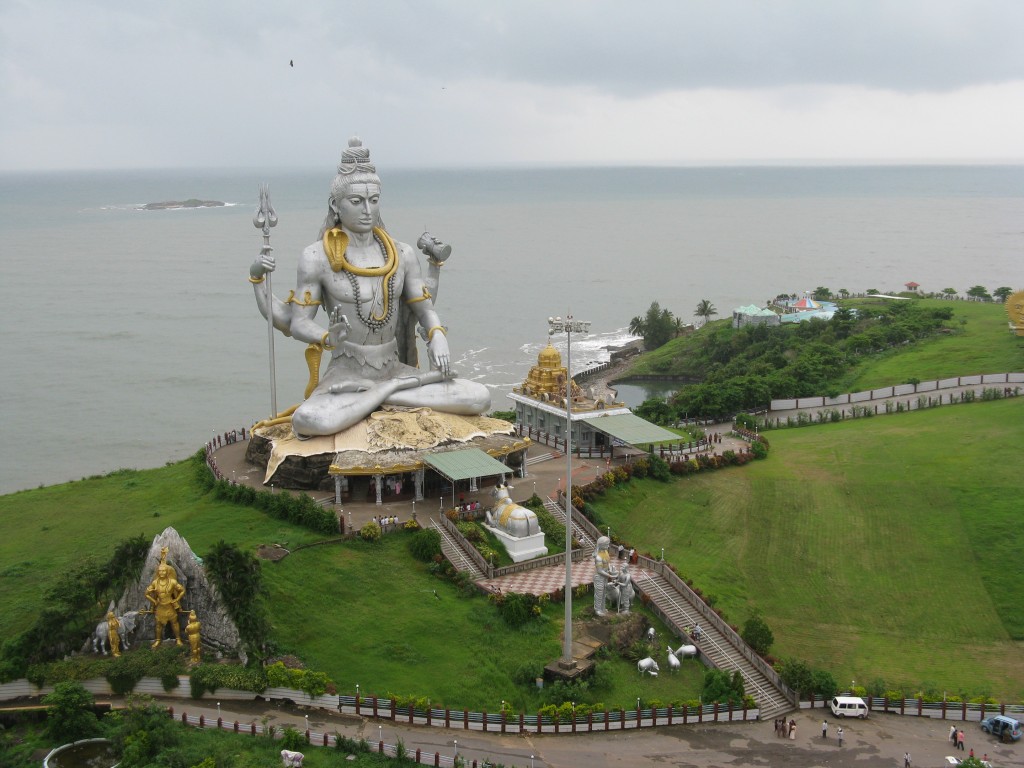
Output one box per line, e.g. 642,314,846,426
980,714,1022,742
829,696,868,718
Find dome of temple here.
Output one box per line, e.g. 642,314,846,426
537,343,561,368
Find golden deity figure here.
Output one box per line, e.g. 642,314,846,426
107,612,122,658
185,610,202,663
144,547,186,647
1007,290,1024,337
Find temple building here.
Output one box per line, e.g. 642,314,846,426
508,343,676,454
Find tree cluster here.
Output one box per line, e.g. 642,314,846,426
652,301,955,419
0,535,149,680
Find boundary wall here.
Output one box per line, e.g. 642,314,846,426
770,373,1023,412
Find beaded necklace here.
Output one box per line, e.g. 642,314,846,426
323,227,399,332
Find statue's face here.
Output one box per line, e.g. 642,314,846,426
157,564,167,578
332,183,381,234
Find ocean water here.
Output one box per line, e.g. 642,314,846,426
1,165,1021,494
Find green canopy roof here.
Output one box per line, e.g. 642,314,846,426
423,448,512,482
588,413,678,445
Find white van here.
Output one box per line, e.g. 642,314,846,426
830,696,869,718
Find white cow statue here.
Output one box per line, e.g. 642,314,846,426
637,657,660,676
91,610,139,655
281,750,304,767
674,643,698,658
486,483,541,538
666,646,681,672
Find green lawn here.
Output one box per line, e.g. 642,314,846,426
0,461,703,711
839,298,1024,391
0,461,326,640
3,398,1022,705
592,397,1024,700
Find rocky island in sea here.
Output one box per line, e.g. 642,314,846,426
141,199,225,210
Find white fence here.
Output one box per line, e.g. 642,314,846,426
770,373,1023,412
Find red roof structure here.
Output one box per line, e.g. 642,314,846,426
905,281,920,290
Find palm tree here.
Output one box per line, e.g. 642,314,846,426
694,300,717,327
628,315,646,337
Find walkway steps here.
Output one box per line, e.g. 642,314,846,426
634,570,793,720
526,451,560,466
430,517,485,580
543,498,596,551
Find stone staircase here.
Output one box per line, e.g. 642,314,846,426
634,569,794,720
430,517,485,580
526,451,561,466
543,498,596,551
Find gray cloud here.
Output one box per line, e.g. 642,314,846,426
1,0,1022,170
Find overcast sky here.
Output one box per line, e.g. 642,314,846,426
2,0,1023,171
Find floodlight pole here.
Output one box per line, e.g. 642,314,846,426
549,314,590,668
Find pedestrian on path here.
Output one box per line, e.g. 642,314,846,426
957,728,965,751
904,752,911,767
837,726,843,746
949,725,957,745
822,719,828,739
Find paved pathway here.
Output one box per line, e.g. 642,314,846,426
124,696,1014,768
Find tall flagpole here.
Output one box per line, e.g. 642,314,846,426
549,313,590,669
254,184,279,418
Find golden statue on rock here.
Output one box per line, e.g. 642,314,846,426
186,610,202,663
106,612,121,658
144,547,186,648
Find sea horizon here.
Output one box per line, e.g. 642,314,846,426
1,163,1021,494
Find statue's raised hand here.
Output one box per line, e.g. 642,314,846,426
249,244,276,280
327,306,351,349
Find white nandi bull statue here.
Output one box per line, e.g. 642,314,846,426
486,482,540,538
91,610,139,655
637,657,660,676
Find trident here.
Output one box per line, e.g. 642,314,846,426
254,184,279,418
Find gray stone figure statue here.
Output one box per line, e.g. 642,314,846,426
249,137,490,437
592,536,616,616
610,563,634,613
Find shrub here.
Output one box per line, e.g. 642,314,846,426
408,528,442,562
360,521,382,542
43,681,102,743
494,592,541,628
647,454,672,482
741,614,774,656
203,541,273,660
279,727,306,751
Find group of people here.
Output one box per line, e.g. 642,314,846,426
775,717,797,739
371,514,401,532
208,427,248,451
820,719,843,746
615,544,638,564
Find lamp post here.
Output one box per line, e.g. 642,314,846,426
355,683,359,702
549,314,590,669
217,701,221,721
378,724,382,744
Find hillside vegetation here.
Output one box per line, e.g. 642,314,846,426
622,298,1023,418
590,397,1024,701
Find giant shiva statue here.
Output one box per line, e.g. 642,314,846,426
248,138,490,437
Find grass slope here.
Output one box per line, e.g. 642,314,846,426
0,462,326,640
621,299,1023,391
592,398,1024,700
839,299,1024,390
0,461,703,710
